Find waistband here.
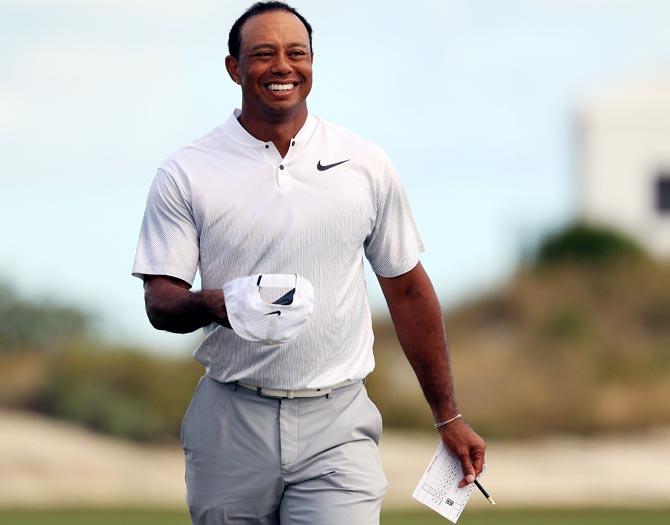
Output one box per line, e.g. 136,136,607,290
234,378,360,399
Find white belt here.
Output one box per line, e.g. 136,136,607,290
235,378,358,399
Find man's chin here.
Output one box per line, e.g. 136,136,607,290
262,100,307,118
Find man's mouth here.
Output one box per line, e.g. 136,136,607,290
266,82,297,92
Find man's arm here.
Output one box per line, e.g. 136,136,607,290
142,275,230,334
377,262,486,487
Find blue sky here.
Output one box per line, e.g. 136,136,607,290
2,0,670,354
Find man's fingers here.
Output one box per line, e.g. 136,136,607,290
457,452,475,488
472,446,485,477
439,421,487,488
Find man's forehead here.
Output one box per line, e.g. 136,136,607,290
240,10,309,50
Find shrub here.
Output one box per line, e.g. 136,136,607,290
30,345,203,442
0,284,90,353
535,223,644,267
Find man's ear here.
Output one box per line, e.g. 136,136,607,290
225,55,241,84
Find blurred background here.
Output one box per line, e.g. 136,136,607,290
1,0,669,523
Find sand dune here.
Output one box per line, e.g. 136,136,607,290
1,410,668,509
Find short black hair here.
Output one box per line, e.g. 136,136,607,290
228,1,313,60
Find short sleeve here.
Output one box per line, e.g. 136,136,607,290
131,168,200,285
364,155,425,277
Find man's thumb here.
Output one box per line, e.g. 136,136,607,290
458,454,475,487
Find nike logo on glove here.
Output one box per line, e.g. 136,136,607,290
317,159,349,171
265,311,281,316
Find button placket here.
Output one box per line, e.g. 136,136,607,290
262,141,294,192
276,163,292,191
276,138,298,191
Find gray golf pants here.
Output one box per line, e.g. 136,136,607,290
180,375,388,524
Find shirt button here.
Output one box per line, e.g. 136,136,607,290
279,165,285,170
265,144,270,149
292,140,296,146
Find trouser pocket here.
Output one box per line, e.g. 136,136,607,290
181,374,207,448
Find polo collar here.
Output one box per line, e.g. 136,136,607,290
223,108,319,148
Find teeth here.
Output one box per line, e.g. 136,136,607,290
268,83,295,91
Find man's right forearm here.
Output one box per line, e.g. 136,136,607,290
144,279,230,334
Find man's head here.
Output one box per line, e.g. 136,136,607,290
225,2,314,120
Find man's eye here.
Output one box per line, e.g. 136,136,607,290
254,52,272,57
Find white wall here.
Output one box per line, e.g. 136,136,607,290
579,78,670,258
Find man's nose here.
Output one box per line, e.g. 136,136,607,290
271,53,292,75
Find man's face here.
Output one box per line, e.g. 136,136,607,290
227,10,313,119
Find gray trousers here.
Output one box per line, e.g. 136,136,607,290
180,375,388,524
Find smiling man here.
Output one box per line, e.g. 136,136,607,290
131,2,485,524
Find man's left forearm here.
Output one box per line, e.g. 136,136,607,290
377,263,459,422
377,262,486,486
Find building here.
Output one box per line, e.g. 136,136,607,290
577,74,670,258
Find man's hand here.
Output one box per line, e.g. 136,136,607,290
437,419,486,487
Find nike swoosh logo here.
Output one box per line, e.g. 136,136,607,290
317,159,350,171
265,311,281,316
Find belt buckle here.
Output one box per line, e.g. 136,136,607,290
315,387,332,397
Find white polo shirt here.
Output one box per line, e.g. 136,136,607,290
132,109,424,389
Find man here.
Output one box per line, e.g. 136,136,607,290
132,2,486,524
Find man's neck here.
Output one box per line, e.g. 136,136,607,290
237,105,308,158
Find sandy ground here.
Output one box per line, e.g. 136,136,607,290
1,409,668,509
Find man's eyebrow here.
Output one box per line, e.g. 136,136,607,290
249,43,276,52
248,42,309,52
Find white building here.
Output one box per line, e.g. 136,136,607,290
577,74,670,258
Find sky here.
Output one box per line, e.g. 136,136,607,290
2,0,670,354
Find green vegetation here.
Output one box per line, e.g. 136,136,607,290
0,508,188,525
0,508,668,525
1,222,669,440
535,223,644,267
397,508,670,525
367,250,670,437
0,284,89,352
30,346,203,442
0,286,202,442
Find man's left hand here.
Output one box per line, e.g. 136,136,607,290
437,419,487,488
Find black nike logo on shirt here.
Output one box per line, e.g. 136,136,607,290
317,159,350,171
265,311,281,316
